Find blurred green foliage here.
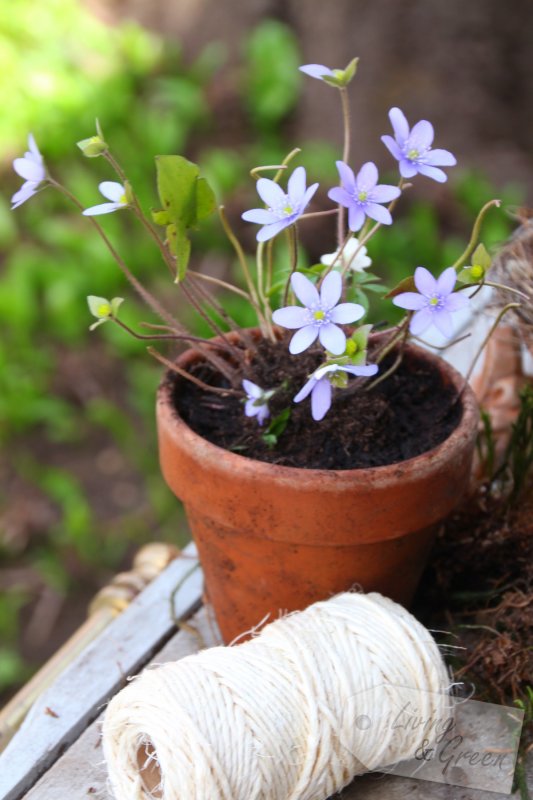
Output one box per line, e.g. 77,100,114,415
0,0,525,698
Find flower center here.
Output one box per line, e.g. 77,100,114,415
314,310,326,321
357,190,368,202
407,148,419,161
428,295,441,308
98,303,111,317
119,194,128,205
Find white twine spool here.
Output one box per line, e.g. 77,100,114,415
102,592,450,800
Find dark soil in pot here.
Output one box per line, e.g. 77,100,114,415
170,336,463,469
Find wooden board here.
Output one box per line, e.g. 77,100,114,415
0,543,202,800
22,607,219,800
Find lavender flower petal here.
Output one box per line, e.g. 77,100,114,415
82,202,122,216
319,271,342,309
11,182,38,209
291,272,320,307
356,161,378,189
392,292,427,311
299,64,334,79
433,310,454,338
389,107,410,144
311,378,332,421
13,158,43,181
99,181,125,202
399,159,419,179
242,379,262,398
424,149,457,167
336,160,356,192
294,376,317,403
327,186,353,206
256,219,293,242
445,293,470,311
409,120,434,149
318,322,346,354
364,202,393,225
256,178,285,207
410,307,434,336
369,185,402,203
288,166,306,203
348,206,366,231
342,364,379,377
289,324,319,354
381,135,403,160
436,266,457,295
416,164,448,183
242,209,279,224
414,266,438,296
272,306,310,328
329,302,365,324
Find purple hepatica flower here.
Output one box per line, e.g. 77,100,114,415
299,64,335,80
242,380,272,425
82,182,129,216
242,166,318,243
272,271,364,356
393,266,469,338
382,107,457,183
328,161,401,232
11,134,46,210
294,362,378,421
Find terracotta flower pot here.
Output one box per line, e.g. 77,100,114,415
156,334,479,643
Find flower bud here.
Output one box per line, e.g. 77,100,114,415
77,135,108,158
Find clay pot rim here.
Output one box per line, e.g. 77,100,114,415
157,331,479,488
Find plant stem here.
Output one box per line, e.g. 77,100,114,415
463,302,521,387
337,87,351,248
147,347,242,397
452,198,502,271
49,178,183,334
112,318,235,352
218,206,271,337
190,271,254,302
299,209,338,220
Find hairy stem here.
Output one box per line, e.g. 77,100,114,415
337,87,351,248
452,198,502,271
463,302,521,386
147,347,242,397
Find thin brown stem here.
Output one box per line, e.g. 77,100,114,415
218,206,271,336
463,303,521,387
147,348,242,397
113,318,235,352
49,179,182,334
336,87,351,248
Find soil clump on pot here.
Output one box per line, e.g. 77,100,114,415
170,336,463,470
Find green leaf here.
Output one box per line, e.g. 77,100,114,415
155,155,216,281
385,275,416,298
471,242,492,270
262,407,291,447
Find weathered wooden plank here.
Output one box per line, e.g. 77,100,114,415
0,543,202,800
22,607,219,800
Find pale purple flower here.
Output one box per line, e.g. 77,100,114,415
294,362,378,421
11,134,46,210
272,271,364,356
328,161,401,232
299,64,336,80
242,380,272,425
393,266,469,338
242,166,318,242
382,107,457,183
82,182,129,216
